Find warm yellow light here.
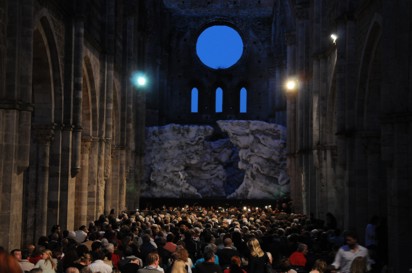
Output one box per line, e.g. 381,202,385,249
285,78,299,93
286,80,297,90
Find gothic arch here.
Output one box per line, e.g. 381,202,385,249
24,14,63,243
33,11,63,123
82,56,99,137
356,14,382,130
354,14,385,222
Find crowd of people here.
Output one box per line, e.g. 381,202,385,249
0,201,387,273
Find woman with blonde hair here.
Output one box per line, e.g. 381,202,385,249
171,247,192,273
34,249,57,273
309,259,327,273
246,238,272,273
350,256,367,273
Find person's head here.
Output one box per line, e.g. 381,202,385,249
175,247,189,262
126,255,141,265
312,259,327,273
297,243,308,255
350,256,367,273
21,249,31,260
230,255,242,267
280,257,292,271
41,249,53,260
79,253,92,265
10,249,22,261
65,267,80,273
247,237,264,257
204,243,217,254
91,241,102,252
166,233,175,242
146,252,160,266
0,250,22,273
203,249,215,262
41,249,56,268
223,237,233,247
343,230,358,248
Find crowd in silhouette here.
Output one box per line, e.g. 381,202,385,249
0,200,388,273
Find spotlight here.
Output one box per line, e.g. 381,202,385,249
330,33,338,44
131,71,148,89
284,78,299,93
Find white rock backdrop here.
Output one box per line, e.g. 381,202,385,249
142,121,289,199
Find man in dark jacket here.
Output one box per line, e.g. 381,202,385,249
194,250,222,273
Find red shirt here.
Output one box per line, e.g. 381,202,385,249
289,251,306,267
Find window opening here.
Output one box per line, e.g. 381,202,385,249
191,87,199,113
215,87,223,113
240,87,247,113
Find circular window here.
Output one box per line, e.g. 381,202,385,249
196,25,243,69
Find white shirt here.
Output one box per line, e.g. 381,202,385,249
88,260,113,273
332,244,369,273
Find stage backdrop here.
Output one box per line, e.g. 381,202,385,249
142,120,289,199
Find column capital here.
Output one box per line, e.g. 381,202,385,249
0,100,34,111
32,123,56,143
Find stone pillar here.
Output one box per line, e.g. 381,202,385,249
87,138,99,222
284,31,301,212
32,125,54,238
48,124,62,230
59,124,75,231
311,55,321,218
119,148,127,212
103,0,115,214
295,1,312,215
75,137,92,227
334,13,356,228
71,16,85,178
111,147,121,213
0,110,24,250
96,138,106,216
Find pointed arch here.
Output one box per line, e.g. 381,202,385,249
33,10,63,124
356,14,382,130
83,56,99,137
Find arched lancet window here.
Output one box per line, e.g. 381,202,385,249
215,87,223,113
240,87,247,113
191,87,199,113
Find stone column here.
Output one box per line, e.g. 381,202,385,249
87,138,99,222
96,138,106,216
119,148,127,212
295,1,312,215
0,110,24,250
334,13,356,228
111,147,121,213
59,124,75,231
48,124,62,229
75,137,92,227
103,0,115,214
284,31,301,212
32,124,54,238
71,16,85,178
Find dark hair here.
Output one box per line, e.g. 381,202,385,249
203,249,215,261
343,230,358,240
